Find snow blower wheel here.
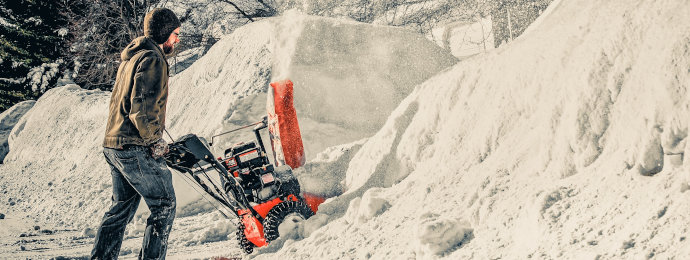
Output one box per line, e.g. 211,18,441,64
236,220,254,254
263,200,314,241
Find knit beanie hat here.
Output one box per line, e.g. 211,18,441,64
143,8,181,44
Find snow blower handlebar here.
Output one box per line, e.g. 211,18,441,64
165,134,260,219
209,115,268,147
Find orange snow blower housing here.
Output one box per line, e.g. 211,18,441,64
165,79,325,254
267,79,305,170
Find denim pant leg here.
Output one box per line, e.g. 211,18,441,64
91,149,143,260
107,146,176,260
136,156,176,260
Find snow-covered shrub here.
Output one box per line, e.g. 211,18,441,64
26,61,63,93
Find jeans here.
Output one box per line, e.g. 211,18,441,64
91,145,176,260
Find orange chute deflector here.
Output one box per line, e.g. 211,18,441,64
267,79,305,169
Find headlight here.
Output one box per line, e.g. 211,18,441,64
225,157,237,168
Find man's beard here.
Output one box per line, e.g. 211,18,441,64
163,42,175,56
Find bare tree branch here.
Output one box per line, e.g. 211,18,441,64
217,0,255,22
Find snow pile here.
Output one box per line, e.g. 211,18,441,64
166,10,457,160
0,11,456,249
0,101,34,163
166,10,457,201
277,11,458,156
415,213,473,257
344,188,391,224
293,139,367,198
254,0,690,259
180,218,235,245
0,85,111,227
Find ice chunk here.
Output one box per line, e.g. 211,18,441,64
416,213,473,256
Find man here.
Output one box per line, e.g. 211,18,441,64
92,8,181,260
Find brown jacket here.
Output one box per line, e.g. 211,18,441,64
103,36,169,149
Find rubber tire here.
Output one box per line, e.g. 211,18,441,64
263,200,314,241
236,220,254,254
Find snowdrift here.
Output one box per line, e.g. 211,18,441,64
167,10,458,158
0,86,111,226
0,101,34,163
0,11,456,232
254,0,690,259
165,11,456,207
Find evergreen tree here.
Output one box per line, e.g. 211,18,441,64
0,0,74,112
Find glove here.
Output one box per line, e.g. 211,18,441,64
150,138,169,159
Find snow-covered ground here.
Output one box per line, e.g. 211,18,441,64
2,0,690,258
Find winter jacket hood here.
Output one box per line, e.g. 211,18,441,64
121,36,163,61
103,36,169,149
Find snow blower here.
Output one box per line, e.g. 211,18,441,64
163,80,325,254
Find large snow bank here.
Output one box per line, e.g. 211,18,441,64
0,11,456,236
0,85,112,226
168,10,458,159
275,12,458,156
166,11,457,202
0,101,34,163
254,0,690,259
